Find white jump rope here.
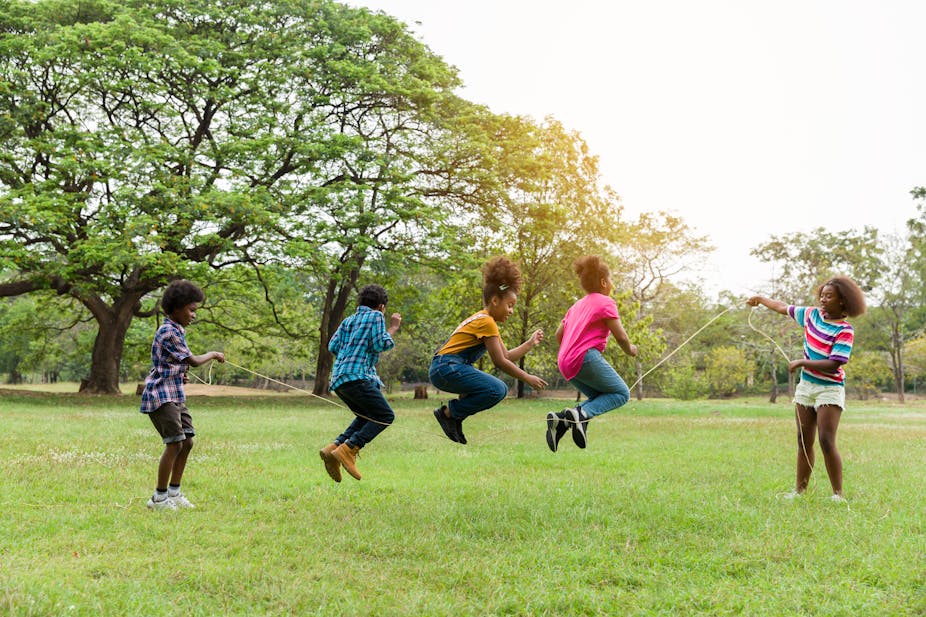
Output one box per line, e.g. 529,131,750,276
190,306,840,508
193,305,783,435
193,307,832,500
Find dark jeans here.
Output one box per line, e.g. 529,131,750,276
333,379,395,448
429,354,508,420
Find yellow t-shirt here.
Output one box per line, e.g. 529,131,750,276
437,311,500,355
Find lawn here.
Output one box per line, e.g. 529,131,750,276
1,391,924,616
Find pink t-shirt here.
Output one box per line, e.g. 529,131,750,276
557,293,619,381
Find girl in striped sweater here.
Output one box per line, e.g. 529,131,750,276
747,276,866,502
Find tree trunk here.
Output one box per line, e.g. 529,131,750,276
891,323,905,403
81,294,141,394
634,357,644,400
768,344,779,403
894,364,905,403
314,278,338,396
313,266,360,395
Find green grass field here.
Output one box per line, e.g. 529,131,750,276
1,391,924,616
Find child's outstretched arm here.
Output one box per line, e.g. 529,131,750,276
506,329,543,362
188,351,225,367
605,318,638,357
746,296,788,315
485,336,548,391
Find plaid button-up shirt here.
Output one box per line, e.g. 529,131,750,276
140,318,192,413
328,306,394,391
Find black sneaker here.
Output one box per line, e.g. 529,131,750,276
545,411,569,452
433,405,460,443
568,407,589,449
454,417,467,445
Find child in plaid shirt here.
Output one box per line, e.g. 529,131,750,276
319,284,402,482
140,280,225,510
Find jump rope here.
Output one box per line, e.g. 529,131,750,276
192,307,742,414
192,304,814,480
21,306,811,511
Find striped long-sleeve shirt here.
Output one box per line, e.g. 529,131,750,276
789,305,854,386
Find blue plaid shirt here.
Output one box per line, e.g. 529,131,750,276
140,318,192,413
328,306,394,391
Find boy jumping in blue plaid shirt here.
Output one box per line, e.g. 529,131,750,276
140,280,225,510
319,284,402,482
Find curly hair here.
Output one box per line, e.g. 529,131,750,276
358,284,389,309
161,279,205,314
818,276,866,318
574,255,611,294
482,256,522,304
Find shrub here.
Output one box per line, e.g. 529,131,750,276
664,365,709,400
705,346,753,397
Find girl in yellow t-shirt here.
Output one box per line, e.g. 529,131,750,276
428,257,547,444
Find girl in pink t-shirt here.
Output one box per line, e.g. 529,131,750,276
546,256,638,452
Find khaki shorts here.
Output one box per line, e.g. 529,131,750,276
148,402,195,444
793,380,845,410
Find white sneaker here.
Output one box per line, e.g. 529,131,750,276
782,490,803,500
831,494,847,504
146,495,177,510
168,492,195,509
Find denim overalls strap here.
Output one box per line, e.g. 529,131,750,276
453,343,487,365
433,312,493,365
431,343,487,366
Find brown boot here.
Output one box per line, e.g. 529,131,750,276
332,442,362,481
319,442,341,483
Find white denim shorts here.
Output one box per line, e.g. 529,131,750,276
793,379,845,410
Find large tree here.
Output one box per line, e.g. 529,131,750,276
868,233,918,401
0,0,307,391
905,187,926,328
750,226,883,299
863,188,926,401
282,35,496,394
0,0,484,393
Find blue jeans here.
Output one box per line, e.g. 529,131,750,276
429,354,509,420
569,348,630,418
333,379,395,448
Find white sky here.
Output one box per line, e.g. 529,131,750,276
353,0,926,297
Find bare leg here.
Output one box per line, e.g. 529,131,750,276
157,441,181,491
815,405,843,495
169,437,194,487
795,404,817,493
